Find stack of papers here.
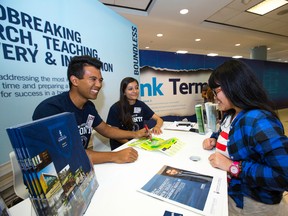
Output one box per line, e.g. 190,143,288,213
164,121,198,132
6,113,98,215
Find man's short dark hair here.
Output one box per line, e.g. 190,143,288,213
67,55,103,87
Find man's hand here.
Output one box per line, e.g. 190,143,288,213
113,147,138,163
86,147,138,164
202,138,216,150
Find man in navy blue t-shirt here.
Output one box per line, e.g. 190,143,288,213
33,55,148,164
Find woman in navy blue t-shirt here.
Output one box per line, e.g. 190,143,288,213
107,77,163,150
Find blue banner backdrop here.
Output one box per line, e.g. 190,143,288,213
139,50,288,118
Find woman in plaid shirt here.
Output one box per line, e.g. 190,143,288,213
202,60,288,216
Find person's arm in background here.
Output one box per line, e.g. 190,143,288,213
106,114,164,145
106,104,131,145
151,114,164,135
108,128,129,146
96,121,147,141
86,121,148,164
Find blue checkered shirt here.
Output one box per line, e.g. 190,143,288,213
211,109,288,208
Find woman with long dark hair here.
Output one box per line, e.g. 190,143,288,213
202,60,288,215
107,77,163,150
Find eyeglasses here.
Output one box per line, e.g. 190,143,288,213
212,87,222,97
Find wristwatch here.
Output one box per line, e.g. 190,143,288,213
229,161,241,178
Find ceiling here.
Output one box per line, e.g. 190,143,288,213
99,0,288,63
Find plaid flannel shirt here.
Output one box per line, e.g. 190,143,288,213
211,109,288,208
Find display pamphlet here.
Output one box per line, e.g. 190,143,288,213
138,165,223,216
128,137,185,156
204,103,218,133
6,112,98,216
195,104,205,134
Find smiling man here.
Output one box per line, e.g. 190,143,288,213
33,55,148,164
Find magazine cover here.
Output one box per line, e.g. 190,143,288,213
6,112,98,216
138,165,221,216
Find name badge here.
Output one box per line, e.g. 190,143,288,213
86,114,95,128
134,107,141,114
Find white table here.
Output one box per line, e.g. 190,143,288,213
9,122,228,216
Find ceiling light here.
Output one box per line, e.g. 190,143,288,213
180,9,189,14
207,53,218,57
232,55,243,59
176,50,188,54
267,47,271,50
195,38,201,42
247,0,288,15
145,47,150,49
156,33,163,37
235,43,241,46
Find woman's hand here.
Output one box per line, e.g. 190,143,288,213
202,138,216,150
208,152,232,172
152,126,162,135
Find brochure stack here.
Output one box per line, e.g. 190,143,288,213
6,112,98,216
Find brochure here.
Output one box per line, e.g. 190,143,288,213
205,102,218,132
128,137,185,156
195,104,205,134
6,112,98,216
138,165,222,216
